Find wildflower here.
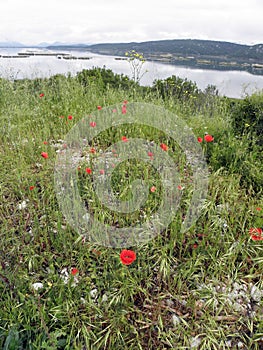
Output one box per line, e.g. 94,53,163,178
90,288,98,299
150,186,156,192
60,268,79,286
249,228,263,241
245,123,250,127
90,147,96,154
99,169,105,175
71,268,79,276
120,249,136,265
121,136,128,142
32,282,43,290
17,200,27,210
256,207,261,211
86,168,92,174
204,134,214,142
160,143,168,151
97,106,102,110
59,115,64,118
122,105,127,114
123,100,128,104
197,137,203,143
112,109,117,112
90,121,96,127
39,93,44,98
43,141,48,145
68,115,73,120
177,185,182,190
148,152,154,157
29,186,35,191
41,152,48,159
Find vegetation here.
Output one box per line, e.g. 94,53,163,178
0,68,262,349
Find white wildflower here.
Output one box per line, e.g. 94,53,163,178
32,282,44,291
90,288,98,299
17,200,27,210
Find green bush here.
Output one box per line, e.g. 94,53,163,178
152,75,201,101
228,92,263,149
76,66,138,91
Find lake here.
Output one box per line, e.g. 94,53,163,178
1,48,263,98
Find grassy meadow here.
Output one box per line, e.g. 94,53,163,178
0,68,262,349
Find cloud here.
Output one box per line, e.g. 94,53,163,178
0,0,262,44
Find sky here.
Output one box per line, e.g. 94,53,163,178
0,0,262,46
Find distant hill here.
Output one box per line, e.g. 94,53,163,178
86,39,263,62
0,41,26,48
48,39,263,75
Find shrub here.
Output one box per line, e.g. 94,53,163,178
228,92,263,149
76,67,138,91
152,75,201,101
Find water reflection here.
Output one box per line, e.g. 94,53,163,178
0,48,263,98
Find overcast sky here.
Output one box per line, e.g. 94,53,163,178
0,0,262,45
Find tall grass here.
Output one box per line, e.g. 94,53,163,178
0,71,262,349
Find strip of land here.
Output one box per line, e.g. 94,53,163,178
48,39,263,75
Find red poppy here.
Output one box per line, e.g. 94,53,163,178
256,207,261,211
29,186,35,191
41,152,48,159
249,228,263,241
39,93,44,98
68,115,73,120
120,249,136,265
204,134,214,142
90,121,96,127
122,105,127,114
97,106,102,110
99,169,105,175
86,168,92,174
177,185,182,190
121,136,128,142
43,141,48,145
148,152,153,157
90,147,96,154
123,100,128,104
197,137,203,143
160,143,168,151
150,186,156,193
71,268,79,276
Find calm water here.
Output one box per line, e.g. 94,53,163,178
1,48,263,98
